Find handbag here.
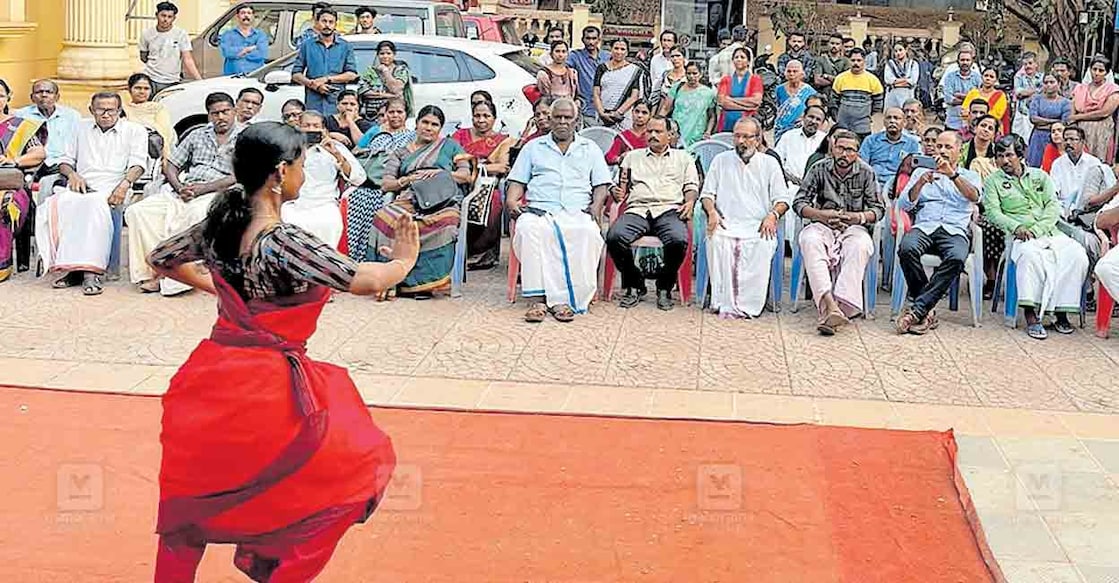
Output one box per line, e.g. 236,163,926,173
410,167,459,214
465,166,498,227
356,140,390,189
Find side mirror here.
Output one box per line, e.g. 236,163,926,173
263,70,292,88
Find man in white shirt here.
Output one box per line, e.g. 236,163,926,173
126,92,242,295
505,98,611,323
1050,126,1115,215
701,116,790,318
774,104,827,231
139,2,202,95
281,110,366,248
648,29,678,95
35,92,147,295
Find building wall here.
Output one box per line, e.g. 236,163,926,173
0,0,66,106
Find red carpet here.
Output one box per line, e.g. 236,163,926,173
0,386,1004,582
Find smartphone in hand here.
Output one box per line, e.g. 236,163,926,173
913,155,937,170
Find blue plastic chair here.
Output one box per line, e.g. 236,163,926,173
888,199,985,326
691,140,731,310
787,215,883,319
990,232,1088,329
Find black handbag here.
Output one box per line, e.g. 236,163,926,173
410,168,459,214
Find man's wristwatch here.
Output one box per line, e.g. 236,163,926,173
948,172,960,180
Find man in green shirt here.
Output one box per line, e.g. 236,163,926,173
983,135,1089,340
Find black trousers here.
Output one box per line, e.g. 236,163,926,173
606,210,688,292
897,226,970,320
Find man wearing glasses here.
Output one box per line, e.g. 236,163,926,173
16,79,81,167
566,26,609,128
34,92,147,296
700,116,790,319
126,92,243,296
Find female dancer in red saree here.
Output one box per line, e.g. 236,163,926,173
148,122,418,582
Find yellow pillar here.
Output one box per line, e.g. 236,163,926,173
126,0,157,64
572,2,590,49
848,16,869,46
939,20,961,49
55,0,133,106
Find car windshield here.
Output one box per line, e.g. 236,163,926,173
501,49,542,76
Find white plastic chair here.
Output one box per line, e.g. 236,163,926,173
710,132,735,146
579,126,620,156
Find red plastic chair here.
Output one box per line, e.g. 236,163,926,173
599,198,694,304
1096,227,1118,339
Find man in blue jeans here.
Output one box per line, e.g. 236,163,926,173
292,7,357,116
895,129,981,335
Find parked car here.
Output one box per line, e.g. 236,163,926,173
191,0,467,78
158,35,541,139
463,14,520,45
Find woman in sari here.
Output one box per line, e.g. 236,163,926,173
1042,121,1066,172
345,97,415,263
651,47,687,113
121,73,174,158
963,68,1011,135
1026,73,1071,167
147,122,413,581
773,58,816,140
357,40,413,121
0,79,45,282
605,100,651,164
716,47,764,132
370,105,473,298
1069,55,1119,163
960,114,1004,297
536,40,578,104
452,100,515,270
592,38,644,129
659,62,717,149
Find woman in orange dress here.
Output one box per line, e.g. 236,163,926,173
149,122,417,582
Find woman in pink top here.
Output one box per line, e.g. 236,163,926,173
536,40,579,106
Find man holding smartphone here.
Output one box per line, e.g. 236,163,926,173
895,129,982,334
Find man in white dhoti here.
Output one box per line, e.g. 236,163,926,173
280,110,365,249
505,98,610,323
701,116,791,318
1094,197,1119,299
984,135,1089,340
35,92,147,295
794,129,883,335
126,92,241,295
774,104,827,232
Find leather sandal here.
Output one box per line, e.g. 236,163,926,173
550,304,576,322
524,302,548,323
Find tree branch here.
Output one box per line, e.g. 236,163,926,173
997,0,1045,38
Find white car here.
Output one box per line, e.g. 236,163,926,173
155,34,541,139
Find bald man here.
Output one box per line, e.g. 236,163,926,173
700,116,791,318
859,106,921,192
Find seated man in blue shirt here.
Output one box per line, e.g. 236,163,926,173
292,8,358,116
505,98,612,323
218,5,269,75
16,79,81,168
859,107,920,192
895,129,982,335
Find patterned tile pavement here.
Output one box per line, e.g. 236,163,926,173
3,258,1119,582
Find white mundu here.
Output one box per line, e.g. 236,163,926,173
36,118,147,273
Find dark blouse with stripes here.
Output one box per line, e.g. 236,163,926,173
148,222,357,300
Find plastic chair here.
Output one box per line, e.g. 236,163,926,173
710,132,735,146
787,215,883,319
1096,228,1118,338
888,199,985,326
691,139,732,176
690,141,729,309
599,199,694,304
504,194,606,304
694,203,786,312
579,127,621,156
452,178,500,298
991,232,1089,329
882,155,917,292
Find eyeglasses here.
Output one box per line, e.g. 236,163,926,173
92,107,120,116
736,133,759,140
283,111,303,119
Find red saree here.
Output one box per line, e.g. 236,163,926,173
156,274,396,582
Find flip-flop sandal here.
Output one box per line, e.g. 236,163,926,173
1054,321,1075,335
1026,323,1048,340
524,302,548,323
82,274,104,296
550,304,576,323
926,310,940,330
53,273,79,289
822,310,849,330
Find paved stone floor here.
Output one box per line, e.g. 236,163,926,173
3,262,1119,582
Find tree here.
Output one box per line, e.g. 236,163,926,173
988,0,1114,67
